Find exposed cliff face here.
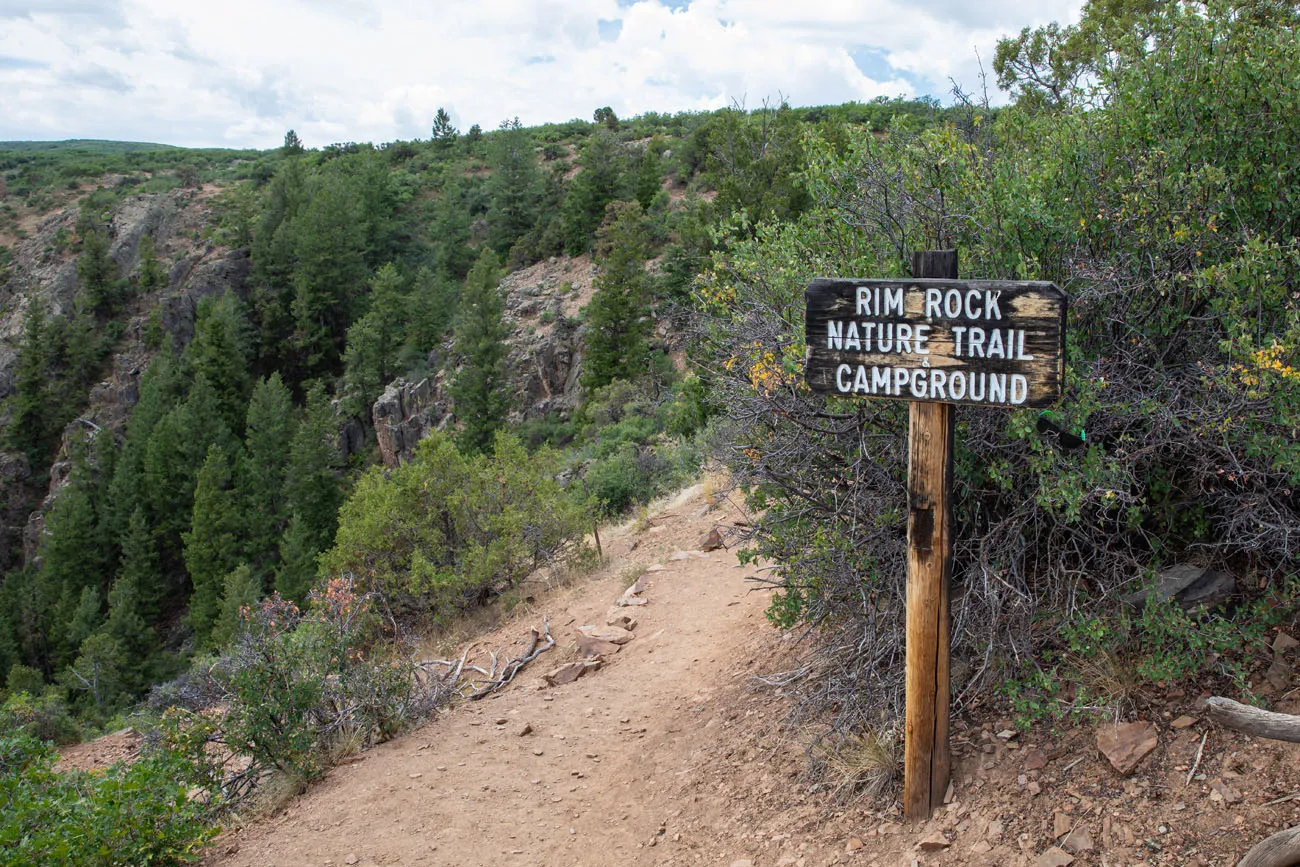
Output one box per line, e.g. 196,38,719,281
0,185,250,568
372,255,595,466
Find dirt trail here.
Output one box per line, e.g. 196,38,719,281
208,484,790,867
203,483,1300,867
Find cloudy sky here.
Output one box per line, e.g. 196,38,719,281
0,0,1083,149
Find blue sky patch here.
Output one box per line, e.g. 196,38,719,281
597,18,622,42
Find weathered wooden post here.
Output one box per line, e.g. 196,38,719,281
904,249,956,820
804,253,1066,822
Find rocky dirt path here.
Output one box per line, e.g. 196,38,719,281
202,482,1300,867
207,484,793,867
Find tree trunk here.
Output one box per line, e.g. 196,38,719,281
1237,825,1300,867
1205,697,1300,743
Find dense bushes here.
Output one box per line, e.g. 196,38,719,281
321,432,588,617
699,1,1300,731
0,730,215,867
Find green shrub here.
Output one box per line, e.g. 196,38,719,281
213,576,443,782
0,690,81,745
0,730,216,866
321,431,588,617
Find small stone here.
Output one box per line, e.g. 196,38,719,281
1027,781,1042,796
847,837,864,851
987,819,1004,839
543,660,601,687
1211,780,1242,804
517,723,533,737
878,822,901,835
408,772,422,779
616,596,648,607
606,614,637,630
971,840,993,855
1170,715,1199,730
996,729,1017,740
1053,811,1073,839
1062,827,1094,854
344,856,360,866
578,625,635,645
1023,749,1048,771
532,748,544,756
1273,631,1299,653
1036,847,1074,867
918,831,950,851
577,634,622,658
699,528,725,551
644,563,666,572
1096,721,1158,775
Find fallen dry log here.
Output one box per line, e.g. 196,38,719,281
1204,697,1300,867
1236,825,1300,867
1204,697,1300,743
417,619,554,701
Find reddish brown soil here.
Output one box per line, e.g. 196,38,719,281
64,483,1300,866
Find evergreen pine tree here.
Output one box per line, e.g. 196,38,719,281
581,201,653,390
103,506,164,693
62,586,104,664
7,304,52,465
136,233,166,294
561,131,626,256
486,118,542,256
184,445,244,646
449,249,510,455
185,293,252,430
431,107,459,151
239,373,294,587
143,374,235,578
342,263,406,416
77,226,118,318
276,384,344,600
291,173,369,378
211,564,260,647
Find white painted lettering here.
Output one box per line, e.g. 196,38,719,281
854,365,870,392
909,369,927,398
968,327,986,358
863,321,876,352
836,364,852,392
1010,374,1028,404
943,289,962,319
925,288,942,320
856,287,871,315
965,289,983,320
969,372,986,401
872,366,891,393
949,371,967,400
914,324,931,354
986,328,1005,359
827,320,843,349
952,326,966,356
985,290,1003,320
892,367,909,395
929,369,947,400
878,324,894,353
896,323,913,354
844,321,861,351
884,287,904,316
1016,330,1033,360
989,372,1006,404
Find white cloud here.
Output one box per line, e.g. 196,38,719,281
0,0,1083,148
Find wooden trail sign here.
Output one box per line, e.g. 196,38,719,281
804,253,1066,821
805,277,1066,408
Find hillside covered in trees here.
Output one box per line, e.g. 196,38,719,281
1,0,1299,862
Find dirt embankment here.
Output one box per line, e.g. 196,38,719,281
82,480,1291,867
